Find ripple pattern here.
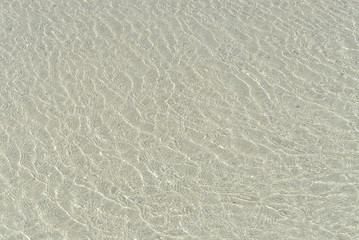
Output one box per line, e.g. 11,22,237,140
1,0,359,239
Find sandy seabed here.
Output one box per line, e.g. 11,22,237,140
1,0,359,239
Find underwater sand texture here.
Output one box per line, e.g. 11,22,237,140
1,0,359,239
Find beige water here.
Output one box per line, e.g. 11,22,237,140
1,0,359,239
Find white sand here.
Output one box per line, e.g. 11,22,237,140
0,0,359,239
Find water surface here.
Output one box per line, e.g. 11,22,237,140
0,0,359,239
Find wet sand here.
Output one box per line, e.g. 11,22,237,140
1,0,359,239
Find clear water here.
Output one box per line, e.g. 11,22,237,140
0,0,359,239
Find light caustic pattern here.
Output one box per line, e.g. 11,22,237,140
0,0,359,239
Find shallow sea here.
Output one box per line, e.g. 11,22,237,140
0,0,359,239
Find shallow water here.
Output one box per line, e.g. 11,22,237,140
1,0,359,239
